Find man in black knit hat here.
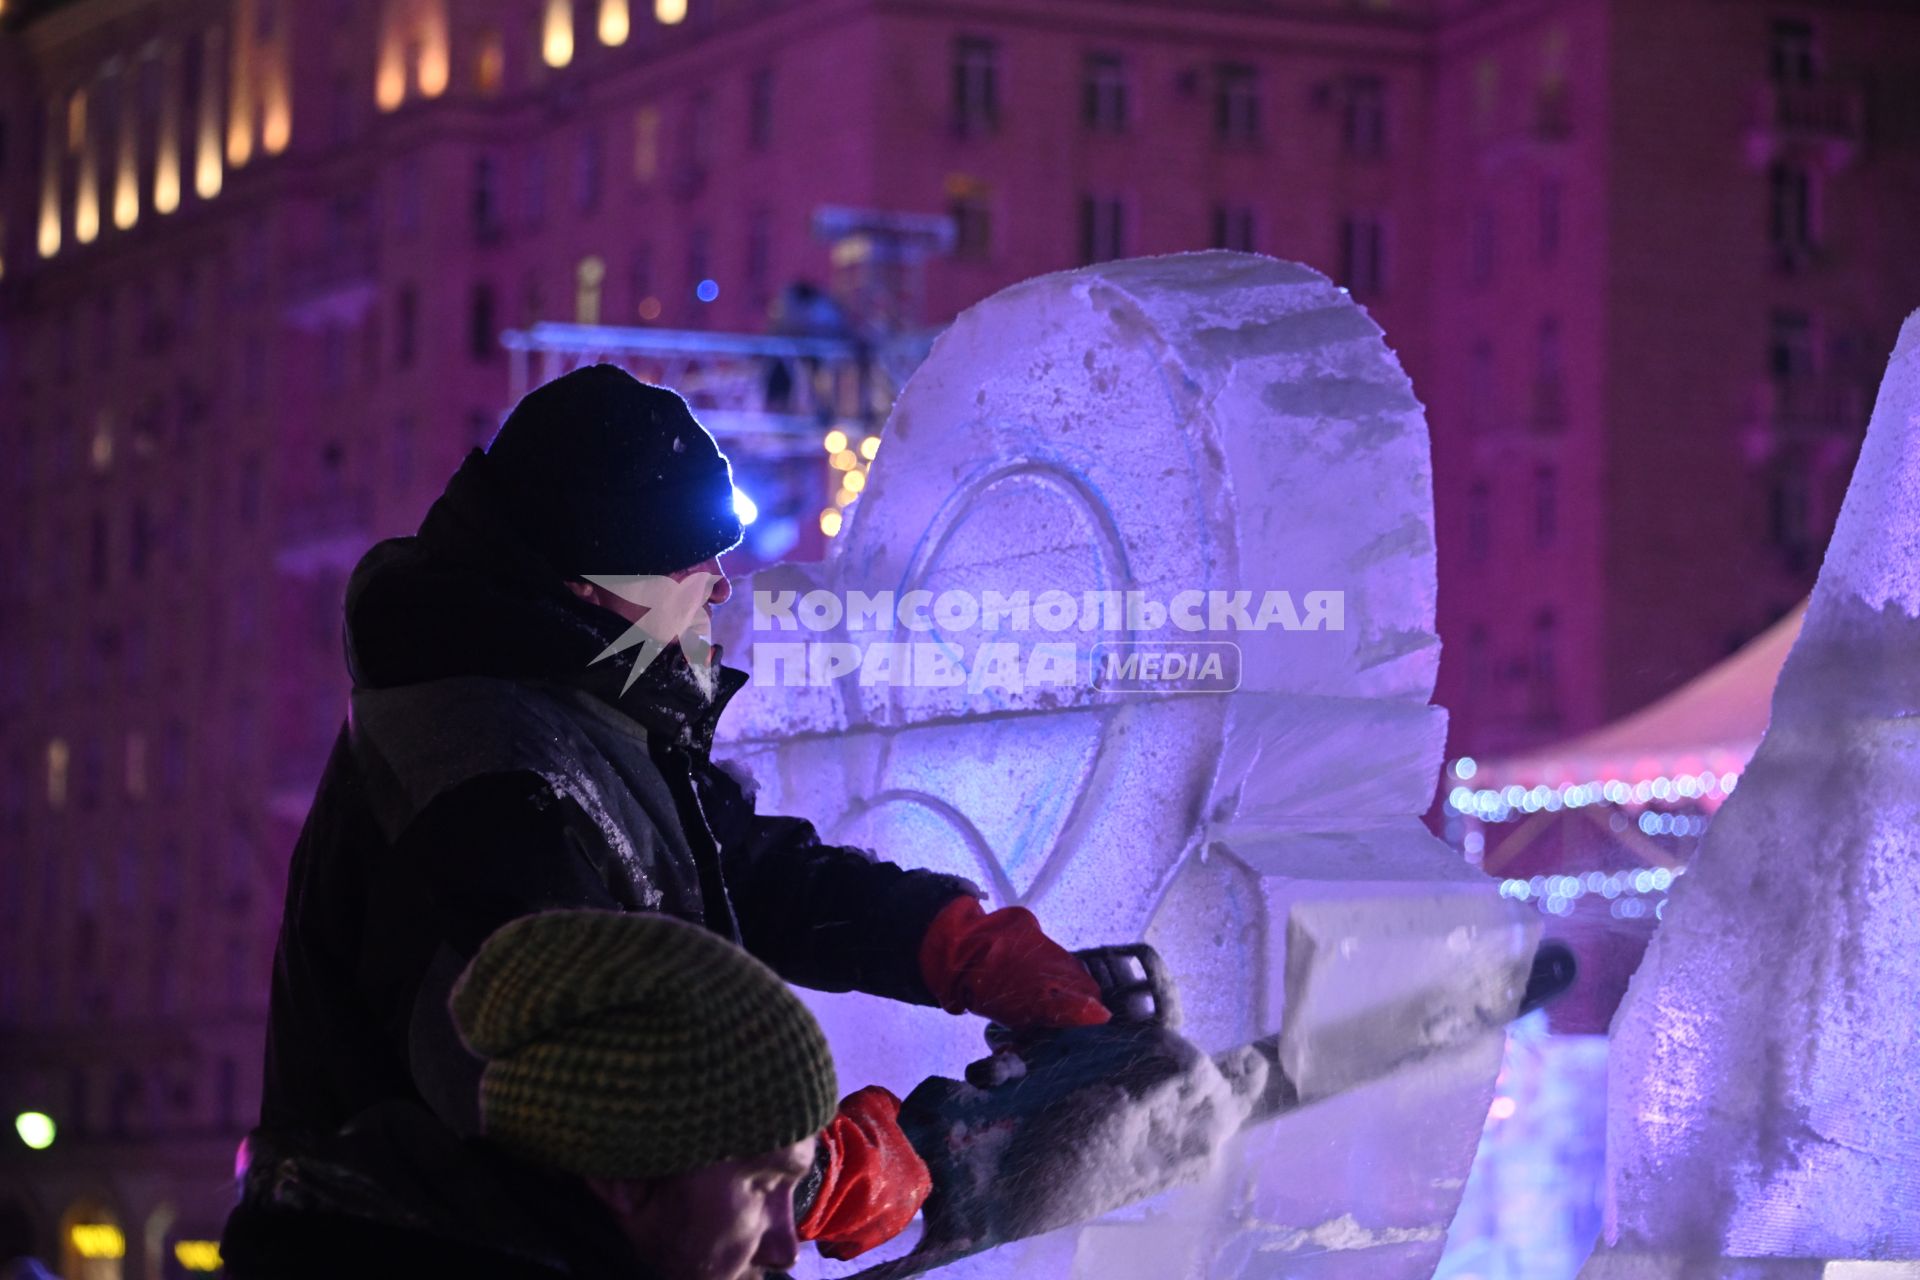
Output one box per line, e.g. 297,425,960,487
255,365,1109,1260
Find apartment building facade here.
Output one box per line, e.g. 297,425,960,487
2,0,1918,1272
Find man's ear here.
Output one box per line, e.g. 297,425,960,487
563,579,597,603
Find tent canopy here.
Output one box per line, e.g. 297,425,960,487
1468,601,1806,789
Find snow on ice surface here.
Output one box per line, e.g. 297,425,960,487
1583,310,1920,1277
712,253,1531,1279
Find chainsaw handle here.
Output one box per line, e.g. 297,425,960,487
982,941,1176,1057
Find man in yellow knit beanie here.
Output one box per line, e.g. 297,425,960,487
224,910,845,1280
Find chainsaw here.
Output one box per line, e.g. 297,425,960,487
847,928,1576,1279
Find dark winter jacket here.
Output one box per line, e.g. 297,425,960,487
257,448,974,1138
222,1101,685,1280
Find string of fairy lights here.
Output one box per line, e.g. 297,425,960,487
1444,755,1740,826
1448,755,1729,919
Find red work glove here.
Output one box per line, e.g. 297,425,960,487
797,1086,931,1260
918,895,1111,1030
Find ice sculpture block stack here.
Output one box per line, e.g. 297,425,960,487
1582,311,1920,1280
713,253,1533,1279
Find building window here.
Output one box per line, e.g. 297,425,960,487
1769,17,1816,83
1339,214,1385,296
392,413,416,490
240,456,263,526
575,256,605,324
1769,456,1815,565
46,738,69,809
77,735,104,812
952,36,1001,137
680,91,713,191
1769,309,1815,381
125,731,148,800
469,281,497,362
1768,162,1814,264
1213,63,1260,145
1539,176,1562,261
686,229,710,305
1082,53,1128,133
1532,465,1557,547
522,146,548,229
1529,610,1559,724
599,0,632,46
1534,315,1565,428
474,28,506,95
1467,624,1491,699
745,209,772,308
576,125,604,214
130,500,153,580
391,156,421,239
1210,203,1256,253
1342,74,1386,159
949,190,992,260
88,510,109,590
1470,205,1494,285
472,153,503,243
1079,194,1125,265
634,105,661,183
1468,339,1494,431
631,244,657,320
543,0,575,68
748,68,774,151
395,284,417,368
1467,480,1491,562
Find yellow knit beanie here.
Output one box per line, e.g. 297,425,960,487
450,910,838,1179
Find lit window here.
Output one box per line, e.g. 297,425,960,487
474,29,505,95
600,0,630,46
576,256,605,324
46,738,69,809
195,28,224,198
543,0,574,68
948,190,991,260
634,105,660,181
656,0,688,25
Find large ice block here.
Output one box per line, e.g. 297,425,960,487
712,253,1524,1279
1582,310,1920,1278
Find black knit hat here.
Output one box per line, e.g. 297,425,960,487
485,365,745,577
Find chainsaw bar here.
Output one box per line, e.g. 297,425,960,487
843,941,1575,1280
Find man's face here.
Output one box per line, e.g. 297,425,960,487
594,1137,816,1280
571,556,732,626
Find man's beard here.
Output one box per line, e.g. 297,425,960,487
685,648,721,701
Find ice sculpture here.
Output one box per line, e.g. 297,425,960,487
1582,310,1920,1278
712,252,1532,1279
